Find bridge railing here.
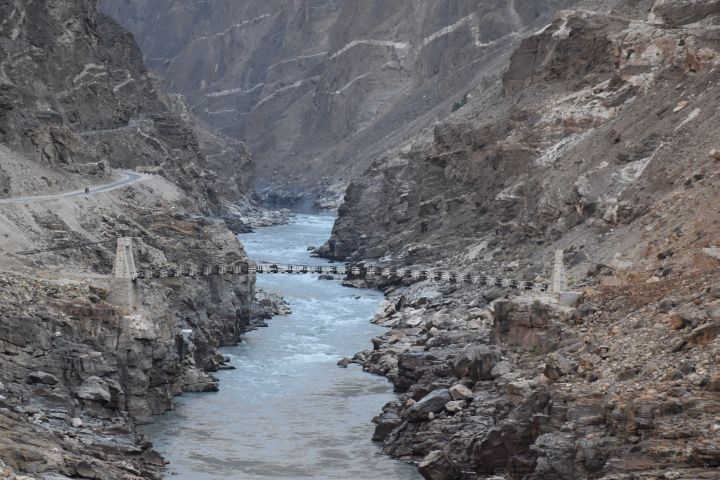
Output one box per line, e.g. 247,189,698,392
135,261,549,292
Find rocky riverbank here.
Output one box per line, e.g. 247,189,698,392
0,263,288,479
346,265,720,479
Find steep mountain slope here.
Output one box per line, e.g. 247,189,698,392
0,1,260,477
99,0,577,204
319,1,720,478
324,0,720,274
0,0,252,212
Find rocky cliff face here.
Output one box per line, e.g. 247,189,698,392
358,271,720,480
322,0,720,478
99,0,577,204
323,0,720,273
0,0,252,212
0,1,262,477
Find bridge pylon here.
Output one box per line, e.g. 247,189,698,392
107,237,139,312
551,249,567,294
113,237,138,280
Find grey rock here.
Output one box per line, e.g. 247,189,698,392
453,345,502,381
706,301,720,321
558,291,584,307
544,353,576,381
29,371,59,386
659,297,679,313
531,432,577,479
709,284,720,299
491,360,513,378
75,377,111,403
372,410,402,442
578,303,596,316
418,450,460,480
74,461,98,479
407,389,452,422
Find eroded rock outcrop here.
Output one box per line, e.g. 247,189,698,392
0,0,256,215
357,269,720,479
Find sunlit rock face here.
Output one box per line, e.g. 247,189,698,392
99,0,576,201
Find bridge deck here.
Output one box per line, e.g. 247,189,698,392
134,263,549,292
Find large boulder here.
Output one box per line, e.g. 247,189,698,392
407,389,452,422
491,360,513,378
75,376,111,403
29,371,59,385
395,351,442,391
418,450,461,480
453,345,502,381
372,410,402,442
531,432,578,479
544,352,576,381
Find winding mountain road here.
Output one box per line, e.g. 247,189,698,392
0,170,144,205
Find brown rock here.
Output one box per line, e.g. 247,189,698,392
419,451,459,480
668,315,686,330
544,352,576,381
706,375,720,392
673,100,689,112
578,353,602,370
687,321,720,347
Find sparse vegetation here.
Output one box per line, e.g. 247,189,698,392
452,92,469,112
531,299,546,316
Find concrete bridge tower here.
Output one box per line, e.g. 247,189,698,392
552,249,567,294
113,237,138,280
109,237,138,311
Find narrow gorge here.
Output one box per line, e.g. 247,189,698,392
1,1,719,480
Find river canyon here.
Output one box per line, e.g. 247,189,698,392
1,1,719,480
142,214,421,479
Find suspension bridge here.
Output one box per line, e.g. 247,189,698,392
113,238,567,293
